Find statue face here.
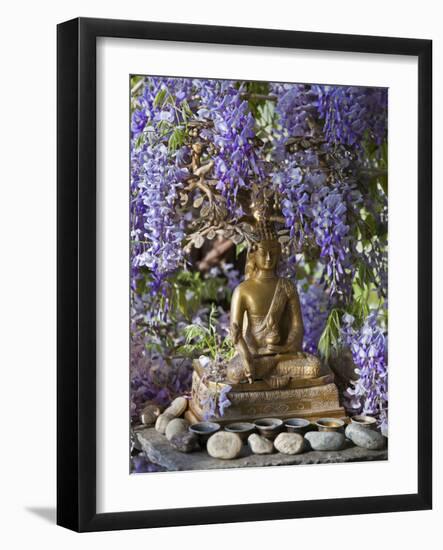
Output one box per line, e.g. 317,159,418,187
254,240,281,271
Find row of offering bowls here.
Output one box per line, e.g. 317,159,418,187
189,415,377,444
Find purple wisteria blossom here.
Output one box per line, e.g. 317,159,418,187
131,78,194,313
194,79,264,215
271,84,363,296
340,311,388,435
132,146,187,278
298,280,330,354
130,331,193,419
314,85,388,151
222,263,242,291
272,84,318,145
201,392,217,421
131,108,148,134
218,384,232,416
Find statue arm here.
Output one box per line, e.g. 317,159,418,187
230,286,254,383
267,282,304,354
230,286,245,342
286,283,304,351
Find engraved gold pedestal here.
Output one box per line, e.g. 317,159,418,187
185,360,346,426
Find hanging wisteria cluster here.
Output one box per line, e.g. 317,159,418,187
297,279,330,354
130,77,193,307
340,311,388,435
193,79,265,215
130,75,388,434
315,85,388,151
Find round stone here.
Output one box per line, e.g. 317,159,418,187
140,403,161,426
170,432,200,453
165,418,189,441
163,396,188,418
207,432,243,460
155,413,174,434
274,432,304,455
305,430,345,451
248,433,274,455
345,423,387,450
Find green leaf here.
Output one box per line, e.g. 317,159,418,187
318,308,343,361
177,288,189,318
168,127,185,152
135,133,146,150
235,241,248,258
176,344,199,356
153,88,167,108
181,99,193,119
130,75,143,88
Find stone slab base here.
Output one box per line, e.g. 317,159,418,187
136,428,387,472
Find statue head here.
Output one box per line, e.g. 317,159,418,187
245,218,281,279
254,240,281,272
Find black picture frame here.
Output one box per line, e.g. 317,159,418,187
57,17,432,532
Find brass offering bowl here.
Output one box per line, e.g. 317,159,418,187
225,422,255,442
189,422,221,444
284,418,311,435
253,418,283,440
350,415,377,429
315,418,345,432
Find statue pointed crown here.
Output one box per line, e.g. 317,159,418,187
250,197,278,243
253,219,278,242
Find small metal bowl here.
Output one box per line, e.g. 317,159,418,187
253,418,283,440
284,418,311,435
225,422,255,442
350,415,377,430
315,417,345,432
189,422,221,444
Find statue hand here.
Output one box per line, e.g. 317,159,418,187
266,344,287,354
244,360,253,382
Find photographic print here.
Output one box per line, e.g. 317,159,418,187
57,18,432,530
129,75,388,473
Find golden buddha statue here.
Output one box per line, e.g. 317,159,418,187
186,207,345,425
227,221,320,387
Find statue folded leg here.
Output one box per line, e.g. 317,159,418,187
226,353,277,385
272,352,321,379
227,351,321,388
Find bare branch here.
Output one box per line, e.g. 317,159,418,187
198,238,234,271
240,93,278,102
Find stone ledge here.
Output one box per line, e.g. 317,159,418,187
136,428,387,472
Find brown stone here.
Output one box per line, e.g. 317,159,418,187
163,396,188,418
140,403,161,426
